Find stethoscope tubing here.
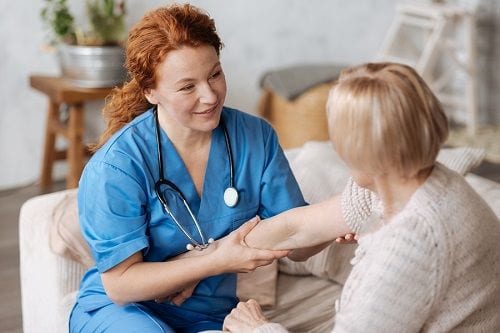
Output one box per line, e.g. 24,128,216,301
154,179,208,248
153,106,236,250
220,120,235,188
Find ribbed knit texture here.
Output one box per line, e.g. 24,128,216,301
254,164,500,333
335,163,500,332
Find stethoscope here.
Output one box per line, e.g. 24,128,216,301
153,106,239,251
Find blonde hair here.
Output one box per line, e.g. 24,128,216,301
328,62,449,178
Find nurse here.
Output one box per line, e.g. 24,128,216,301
69,4,306,333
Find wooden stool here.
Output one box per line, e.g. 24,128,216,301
29,75,114,190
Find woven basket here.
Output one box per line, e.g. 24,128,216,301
258,82,332,149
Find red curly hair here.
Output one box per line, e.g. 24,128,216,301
91,3,222,151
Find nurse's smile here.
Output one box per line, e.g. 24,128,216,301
193,104,219,116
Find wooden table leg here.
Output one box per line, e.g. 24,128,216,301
40,100,59,191
66,103,85,188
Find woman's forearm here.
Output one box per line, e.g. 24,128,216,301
245,195,352,251
287,241,332,262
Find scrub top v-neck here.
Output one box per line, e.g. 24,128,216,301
75,106,306,319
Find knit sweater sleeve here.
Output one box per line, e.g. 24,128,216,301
334,216,440,333
340,177,380,233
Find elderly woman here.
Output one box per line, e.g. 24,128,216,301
224,62,500,333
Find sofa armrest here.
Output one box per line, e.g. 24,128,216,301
19,190,86,333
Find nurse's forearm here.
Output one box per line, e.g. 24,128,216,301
102,220,286,305
244,195,351,251
102,251,221,305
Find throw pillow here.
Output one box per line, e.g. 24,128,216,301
437,146,486,175
237,262,278,309
50,189,93,269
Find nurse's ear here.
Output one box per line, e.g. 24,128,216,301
144,88,159,105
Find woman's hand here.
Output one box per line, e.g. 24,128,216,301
335,233,358,244
212,216,289,273
223,299,270,333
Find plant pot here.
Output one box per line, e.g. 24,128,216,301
57,45,126,88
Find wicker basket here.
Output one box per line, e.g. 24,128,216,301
258,82,332,149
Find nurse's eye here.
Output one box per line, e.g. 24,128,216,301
179,84,195,92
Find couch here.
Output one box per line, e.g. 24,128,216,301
19,141,500,333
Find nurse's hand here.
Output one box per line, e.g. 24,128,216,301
155,280,198,305
170,280,198,305
213,216,289,273
223,299,270,333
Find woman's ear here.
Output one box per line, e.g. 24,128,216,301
144,89,158,105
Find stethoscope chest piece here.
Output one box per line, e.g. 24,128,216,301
224,187,239,208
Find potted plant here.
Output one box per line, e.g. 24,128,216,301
41,0,127,87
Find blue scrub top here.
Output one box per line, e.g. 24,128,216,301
76,106,306,320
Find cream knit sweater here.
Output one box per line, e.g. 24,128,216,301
255,164,500,333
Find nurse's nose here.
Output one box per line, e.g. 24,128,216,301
198,83,217,104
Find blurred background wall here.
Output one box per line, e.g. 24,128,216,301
0,0,498,190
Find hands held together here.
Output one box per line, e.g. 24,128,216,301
212,216,290,273
159,216,357,306
158,216,288,305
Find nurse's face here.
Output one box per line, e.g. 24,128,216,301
145,44,227,133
